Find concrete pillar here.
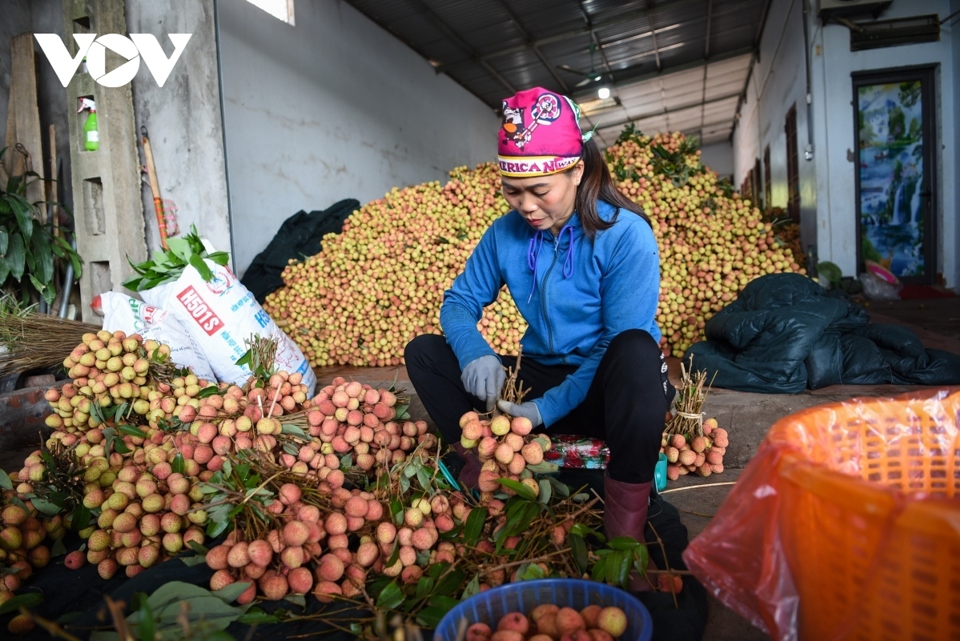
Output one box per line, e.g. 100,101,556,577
62,0,147,322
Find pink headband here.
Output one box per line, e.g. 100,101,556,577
497,88,586,178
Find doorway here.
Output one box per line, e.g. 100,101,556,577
853,66,938,284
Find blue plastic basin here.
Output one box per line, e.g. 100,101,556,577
434,578,653,640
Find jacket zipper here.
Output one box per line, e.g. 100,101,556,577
540,238,559,357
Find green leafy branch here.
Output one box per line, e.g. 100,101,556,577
123,225,228,291
0,150,83,305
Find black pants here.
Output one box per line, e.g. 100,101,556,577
404,330,675,484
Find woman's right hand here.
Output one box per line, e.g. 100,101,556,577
461,355,506,411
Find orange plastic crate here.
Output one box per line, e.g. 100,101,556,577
772,392,960,641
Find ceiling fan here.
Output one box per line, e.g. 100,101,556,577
556,43,606,87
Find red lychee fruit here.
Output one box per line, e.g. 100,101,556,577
64,550,86,570
497,612,530,635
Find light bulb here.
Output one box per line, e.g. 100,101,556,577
597,87,611,100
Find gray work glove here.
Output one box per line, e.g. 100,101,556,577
461,355,505,411
497,400,543,427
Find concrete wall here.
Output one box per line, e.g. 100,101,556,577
1,0,74,217
699,140,734,179
125,0,231,255
952,0,960,289
732,0,816,248
808,0,957,286
217,0,499,276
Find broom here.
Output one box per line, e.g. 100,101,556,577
0,301,100,376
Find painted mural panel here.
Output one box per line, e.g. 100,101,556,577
856,81,926,279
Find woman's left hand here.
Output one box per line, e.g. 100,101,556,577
496,400,543,427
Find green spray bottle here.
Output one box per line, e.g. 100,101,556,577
78,98,98,151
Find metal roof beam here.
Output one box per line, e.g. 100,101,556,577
493,0,572,94
569,46,753,101
591,89,742,132
435,0,705,72
405,0,516,94
596,117,734,139
700,0,714,132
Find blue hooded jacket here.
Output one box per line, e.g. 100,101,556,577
440,199,662,426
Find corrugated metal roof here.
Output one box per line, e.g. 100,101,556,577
344,0,773,145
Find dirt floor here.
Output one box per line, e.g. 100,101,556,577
315,293,960,640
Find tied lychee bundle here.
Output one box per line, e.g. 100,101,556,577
458,411,552,504
465,603,631,641
44,329,185,435
660,360,728,480
9,443,212,577
200,445,486,604
457,357,556,503
0,503,59,593
661,418,729,480
288,376,433,480
265,128,804,368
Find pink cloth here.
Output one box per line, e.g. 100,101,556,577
498,87,584,177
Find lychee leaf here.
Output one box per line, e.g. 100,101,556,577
463,507,487,546
197,385,220,398
633,544,650,576
538,479,551,504
433,568,465,596
428,595,459,610
375,580,404,610
415,549,431,568
416,467,431,491
179,554,208,568
171,453,185,475
281,424,305,437
0,592,43,616
237,609,281,625
460,573,481,600
497,477,537,502
282,594,305,609
415,605,449,629
520,563,546,581
187,540,209,555
111,439,131,455
613,549,632,588
590,555,607,582
137,595,156,641
70,505,91,532
0,468,11,490
50,538,67,557
384,541,400,568
118,424,146,438
207,518,230,539
570,533,588,574
547,476,570,498
188,254,214,282
413,576,434,602
607,536,642,551
30,496,62,516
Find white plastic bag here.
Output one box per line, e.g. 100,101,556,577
95,292,218,383
145,259,316,394
859,271,901,301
